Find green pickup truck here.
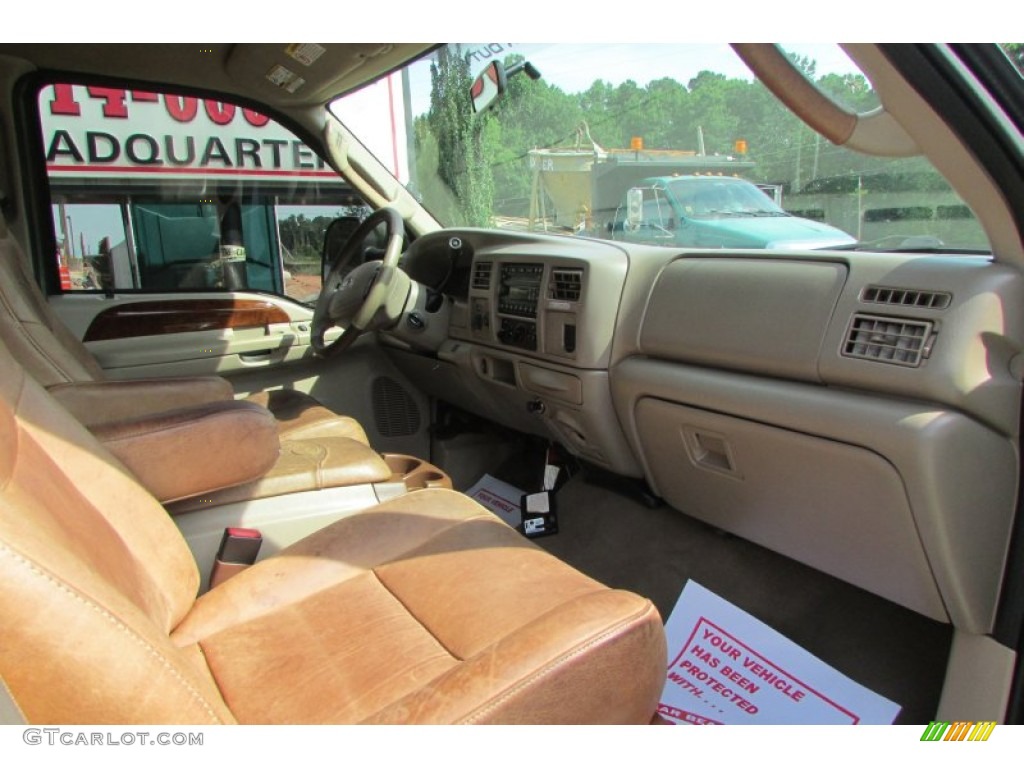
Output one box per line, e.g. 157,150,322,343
610,175,857,250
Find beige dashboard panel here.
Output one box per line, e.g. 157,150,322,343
614,359,1018,633
639,258,847,383
518,362,582,405
634,395,947,621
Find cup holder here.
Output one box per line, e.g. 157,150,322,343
383,453,453,491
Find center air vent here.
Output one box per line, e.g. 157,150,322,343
471,261,493,290
861,285,951,309
842,314,935,367
550,269,583,301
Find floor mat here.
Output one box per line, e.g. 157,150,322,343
535,472,952,725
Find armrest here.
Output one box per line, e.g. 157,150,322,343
166,436,394,514
92,400,280,503
48,377,235,428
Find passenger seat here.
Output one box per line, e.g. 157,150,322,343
0,336,667,724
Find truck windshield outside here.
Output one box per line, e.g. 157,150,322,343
332,43,990,254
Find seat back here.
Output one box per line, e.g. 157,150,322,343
0,338,234,723
0,223,106,387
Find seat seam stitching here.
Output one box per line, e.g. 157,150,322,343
458,599,660,724
0,541,226,724
369,569,463,662
0,294,77,382
0,264,84,382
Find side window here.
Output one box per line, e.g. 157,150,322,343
641,189,674,231
38,83,368,302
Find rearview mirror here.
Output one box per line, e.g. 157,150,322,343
470,59,542,114
470,61,506,114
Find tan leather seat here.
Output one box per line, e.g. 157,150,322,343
0,224,368,444
0,338,667,724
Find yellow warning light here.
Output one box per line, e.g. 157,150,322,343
630,136,644,151
734,139,748,155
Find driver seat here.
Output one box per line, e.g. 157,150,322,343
0,222,369,444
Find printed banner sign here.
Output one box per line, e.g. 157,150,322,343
659,581,901,725
40,84,340,184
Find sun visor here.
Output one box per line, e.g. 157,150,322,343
225,43,434,107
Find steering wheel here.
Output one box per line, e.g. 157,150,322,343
311,206,405,357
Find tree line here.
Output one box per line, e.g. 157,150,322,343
278,205,369,269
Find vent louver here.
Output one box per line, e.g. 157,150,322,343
471,261,492,290
550,269,583,301
862,285,951,309
842,314,934,367
371,377,421,437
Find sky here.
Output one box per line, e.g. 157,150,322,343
391,43,864,118
332,42,869,180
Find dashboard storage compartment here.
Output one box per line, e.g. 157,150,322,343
634,396,947,622
518,363,582,404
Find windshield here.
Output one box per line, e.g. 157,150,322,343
667,178,787,219
332,43,991,253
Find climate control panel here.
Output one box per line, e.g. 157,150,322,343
497,318,537,351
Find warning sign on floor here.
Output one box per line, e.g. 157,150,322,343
465,474,524,528
659,581,901,725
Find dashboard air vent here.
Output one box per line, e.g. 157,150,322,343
861,285,951,309
550,269,583,302
471,261,492,290
842,314,934,367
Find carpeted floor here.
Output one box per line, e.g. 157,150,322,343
528,467,952,725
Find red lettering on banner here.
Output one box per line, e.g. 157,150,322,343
164,95,199,123
49,84,81,116
204,100,236,126
243,108,269,127
51,84,277,131
86,87,129,118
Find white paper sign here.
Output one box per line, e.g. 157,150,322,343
465,474,523,528
659,581,901,725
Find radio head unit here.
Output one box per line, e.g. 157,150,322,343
498,263,543,318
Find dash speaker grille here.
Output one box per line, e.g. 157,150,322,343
371,376,421,437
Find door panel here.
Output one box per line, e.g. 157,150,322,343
49,291,333,379
48,290,430,456
82,298,292,341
